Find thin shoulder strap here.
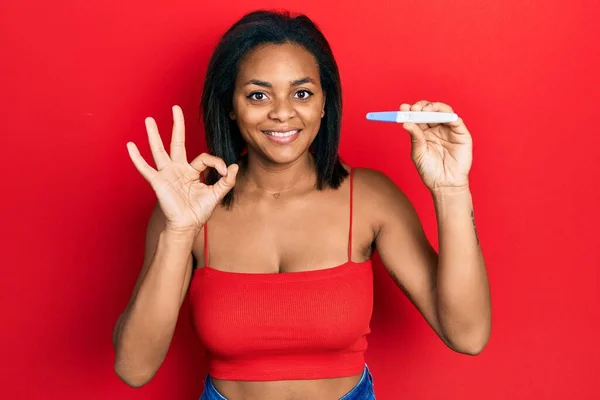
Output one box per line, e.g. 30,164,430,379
203,223,209,267
348,167,354,262
201,171,209,267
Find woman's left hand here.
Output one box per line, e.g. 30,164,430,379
400,101,473,192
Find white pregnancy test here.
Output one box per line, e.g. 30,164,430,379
366,111,458,124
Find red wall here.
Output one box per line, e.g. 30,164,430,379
2,0,599,398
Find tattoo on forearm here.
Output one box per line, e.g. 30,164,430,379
471,209,480,245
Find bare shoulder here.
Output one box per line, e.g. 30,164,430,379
351,167,418,234
351,167,409,205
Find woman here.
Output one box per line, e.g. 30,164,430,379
113,10,491,400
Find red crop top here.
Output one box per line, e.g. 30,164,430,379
188,168,374,381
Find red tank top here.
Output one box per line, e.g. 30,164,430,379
189,168,374,380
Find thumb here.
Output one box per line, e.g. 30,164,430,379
402,122,427,156
211,163,239,201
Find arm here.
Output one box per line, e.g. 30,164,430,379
363,169,491,355
431,186,491,354
113,202,195,387
115,105,237,387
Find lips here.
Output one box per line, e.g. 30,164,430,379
261,129,302,144
262,129,301,137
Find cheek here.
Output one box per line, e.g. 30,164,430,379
234,101,267,128
298,104,323,125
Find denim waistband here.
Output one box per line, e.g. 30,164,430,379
200,364,374,400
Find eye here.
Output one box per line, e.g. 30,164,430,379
294,90,313,100
247,92,267,101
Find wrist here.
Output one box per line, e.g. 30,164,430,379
162,227,199,243
431,185,473,216
430,184,471,199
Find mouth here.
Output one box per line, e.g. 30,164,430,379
262,129,302,144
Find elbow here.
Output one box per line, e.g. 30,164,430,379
114,359,155,388
445,327,491,356
454,337,489,356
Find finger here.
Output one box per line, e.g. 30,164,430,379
189,153,228,176
126,142,158,184
170,105,187,163
447,117,470,135
402,122,428,159
426,101,454,113
421,101,441,128
402,122,426,145
410,100,430,131
422,102,468,133
212,164,239,200
399,103,411,111
145,117,171,170
410,100,431,111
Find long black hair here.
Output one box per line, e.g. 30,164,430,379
200,9,348,207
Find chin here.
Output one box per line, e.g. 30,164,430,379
254,129,315,165
263,146,310,165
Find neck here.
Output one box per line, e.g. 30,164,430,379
240,151,317,195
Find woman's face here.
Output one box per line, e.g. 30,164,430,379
231,43,325,166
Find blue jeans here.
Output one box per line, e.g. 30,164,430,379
200,364,375,400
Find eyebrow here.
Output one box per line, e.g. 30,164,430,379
243,77,316,88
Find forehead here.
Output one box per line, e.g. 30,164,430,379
236,43,320,84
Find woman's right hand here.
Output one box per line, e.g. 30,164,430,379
126,105,238,234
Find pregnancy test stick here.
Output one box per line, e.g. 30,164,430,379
366,111,458,124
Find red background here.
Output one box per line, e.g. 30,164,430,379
2,0,599,398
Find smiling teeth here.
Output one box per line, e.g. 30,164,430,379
265,130,298,137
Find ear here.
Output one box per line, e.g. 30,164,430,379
229,110,236,120
321,93,326,118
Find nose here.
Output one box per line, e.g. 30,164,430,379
268,98,296,122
